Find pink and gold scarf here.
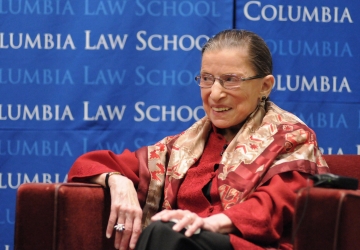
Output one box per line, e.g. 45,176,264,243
140,102,329,227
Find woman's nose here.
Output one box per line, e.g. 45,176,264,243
210,80,226,100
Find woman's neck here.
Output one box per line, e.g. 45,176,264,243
216,124,244,142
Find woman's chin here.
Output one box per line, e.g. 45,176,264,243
211,120,231,129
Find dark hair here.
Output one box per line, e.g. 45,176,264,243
202,29,272,76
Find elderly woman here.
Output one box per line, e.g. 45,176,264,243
68,29,329,250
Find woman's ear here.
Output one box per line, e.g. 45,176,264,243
260,75,274,97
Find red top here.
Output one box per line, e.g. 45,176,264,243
68,130,309,249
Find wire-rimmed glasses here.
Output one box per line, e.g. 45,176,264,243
195,73,266,90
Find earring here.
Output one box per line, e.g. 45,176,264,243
250,96,267,119
260,96,267,107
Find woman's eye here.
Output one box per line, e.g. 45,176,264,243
202,76,212,82
225,76,238,82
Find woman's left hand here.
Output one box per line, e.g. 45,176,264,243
151,209,202,237
151,210,236,237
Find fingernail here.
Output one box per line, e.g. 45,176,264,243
152,216,161,221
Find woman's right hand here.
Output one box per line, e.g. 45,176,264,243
103,174,143,250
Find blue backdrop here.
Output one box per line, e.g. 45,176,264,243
0,0,359,248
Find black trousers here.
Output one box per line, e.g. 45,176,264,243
135,221,234,250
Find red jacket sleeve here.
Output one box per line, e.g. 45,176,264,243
67,149,140,187
223,171,309,248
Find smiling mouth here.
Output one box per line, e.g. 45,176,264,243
212,107,231,112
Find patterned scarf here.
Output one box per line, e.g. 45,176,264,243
140,102,329,227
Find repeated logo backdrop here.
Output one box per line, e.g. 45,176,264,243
0,0,359,248
236,0,360,155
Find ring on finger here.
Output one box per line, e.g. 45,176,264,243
114,223,125,232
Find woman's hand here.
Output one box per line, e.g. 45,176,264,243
98,174,143,250
107,175,142,250
151,209,236,237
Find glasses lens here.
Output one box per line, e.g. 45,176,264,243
198,75,213,88
221,74,241,89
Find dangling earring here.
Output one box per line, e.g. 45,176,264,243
249,96,267,119
260,96,267,108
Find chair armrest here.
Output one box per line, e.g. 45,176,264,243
293,187,360,250
14,183,115,250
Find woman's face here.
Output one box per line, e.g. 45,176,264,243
200,47,272,132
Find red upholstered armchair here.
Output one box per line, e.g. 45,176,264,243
293,155,360,250
14,155,360,250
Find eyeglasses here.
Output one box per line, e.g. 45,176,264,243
195,73,266,90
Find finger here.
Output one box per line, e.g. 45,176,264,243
129,214,142,249
118,224,131,250
119,206,139,250
184,218,203,237
151,210,175,221
185,213,195,223
172,213,195,232
106,206,120,238
114,210,126,249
